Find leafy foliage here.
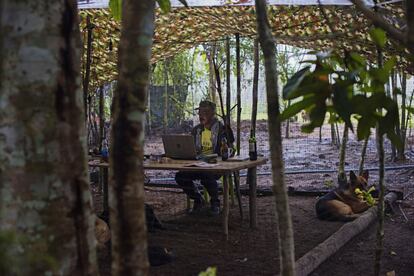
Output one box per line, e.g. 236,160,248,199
109,0,122,21
281,28,402,149
199,267,217,276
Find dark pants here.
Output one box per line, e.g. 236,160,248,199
175,171,220,207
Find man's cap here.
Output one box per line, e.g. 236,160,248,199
195,100,216,111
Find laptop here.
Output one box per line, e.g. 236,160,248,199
162,135,202,160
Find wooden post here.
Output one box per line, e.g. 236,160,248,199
236,33,241,155
248,167,257,229
223,173,230,239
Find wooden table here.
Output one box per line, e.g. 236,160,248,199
89,157,267,238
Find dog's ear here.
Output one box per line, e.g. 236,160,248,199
349,171,357,183
361,170,369,181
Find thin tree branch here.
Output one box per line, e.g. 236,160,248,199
350,0,408,50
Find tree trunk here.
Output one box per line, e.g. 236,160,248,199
338,124,349,185
0,1,96,275
255,1,296,275
407,1,414,55
251,39,259,136
358,137,369,175
110,0,154,275
163,59,169,134
213,58,226,121
331,122,336,146
285,101,291,138
390,72,398,160
374,44,385,276
207,43,217,103
399,72,407,160
226,36,231,129
83,15,93,122
319,126,322,143
99,85,105,151
374,126,385,276
236,33,241,155
335,122,341,149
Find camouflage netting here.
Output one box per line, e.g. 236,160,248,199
79,4,408,89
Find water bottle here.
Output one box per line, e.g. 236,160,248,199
101,142,109,162
249,130,257,161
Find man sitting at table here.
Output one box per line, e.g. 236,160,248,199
175,100,234,216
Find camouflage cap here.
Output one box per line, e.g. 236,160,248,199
195,100,216,111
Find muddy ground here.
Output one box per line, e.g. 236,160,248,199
93,121,414,275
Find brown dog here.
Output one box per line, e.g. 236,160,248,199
316,170,371,221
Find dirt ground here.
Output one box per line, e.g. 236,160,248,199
93,120,414,275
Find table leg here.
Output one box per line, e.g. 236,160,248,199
233,171,243,220
101,167,109,221
223,173,230,239
248,167,257,229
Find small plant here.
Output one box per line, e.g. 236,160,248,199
199,267,217,276
355,186,377,206
324,179,334,188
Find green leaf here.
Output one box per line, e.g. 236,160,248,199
386,132,403,150
309,104,327,127
332,82,353,129
349,52,366,67
282,66,311,100
109,0,122,21
301,123,314,133
405,106,414,114
157,0,171,13
280,97,315,121
356,116,374,140
369,28,387,49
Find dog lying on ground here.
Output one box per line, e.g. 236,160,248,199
94,204,173,266
316,170,371,221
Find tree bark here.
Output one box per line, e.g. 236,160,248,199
338,124,348,185
0,1,96,275
285,101,291,138
399,72,407,160
83,15,93,122
236,33,241,155
163,59,169,134
207,43,217,103
358,137,369,175
374,42,385,276
406,0,414,55
226,36,231,128
110,0,154,275
251,39,259,136
99,85,105,151
255,1,296,275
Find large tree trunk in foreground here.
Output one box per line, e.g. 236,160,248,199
255,0,296,275
0,1,96,275
110,0,154,275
